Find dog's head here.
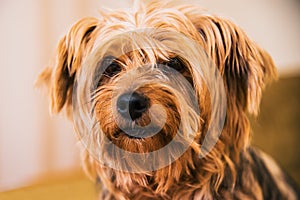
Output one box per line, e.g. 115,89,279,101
38,1,277,197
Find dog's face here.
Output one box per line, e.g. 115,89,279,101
72,28,214,173
38,1,277,196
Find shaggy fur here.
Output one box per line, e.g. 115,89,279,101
38,1,300,199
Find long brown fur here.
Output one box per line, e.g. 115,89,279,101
37,1,299,199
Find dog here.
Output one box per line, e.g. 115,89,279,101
37,1,300,199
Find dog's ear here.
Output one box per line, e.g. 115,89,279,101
37,17,98,114
190,15,277,115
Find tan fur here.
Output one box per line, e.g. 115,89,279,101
37,1,299,200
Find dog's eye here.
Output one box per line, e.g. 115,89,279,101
102,56,122,77
165,57,185,72
104,62,121,77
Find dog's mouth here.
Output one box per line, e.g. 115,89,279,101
114,129,145,139
108,126,175,153
113,125,162,140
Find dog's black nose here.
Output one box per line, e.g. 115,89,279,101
117,92,149,120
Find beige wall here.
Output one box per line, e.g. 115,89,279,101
0,0,84,191
0,0,299,191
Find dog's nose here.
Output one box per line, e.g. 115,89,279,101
117,92,149,120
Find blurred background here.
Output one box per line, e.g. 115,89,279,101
0,0,299,199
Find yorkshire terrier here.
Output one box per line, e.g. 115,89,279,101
38,1,300,199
